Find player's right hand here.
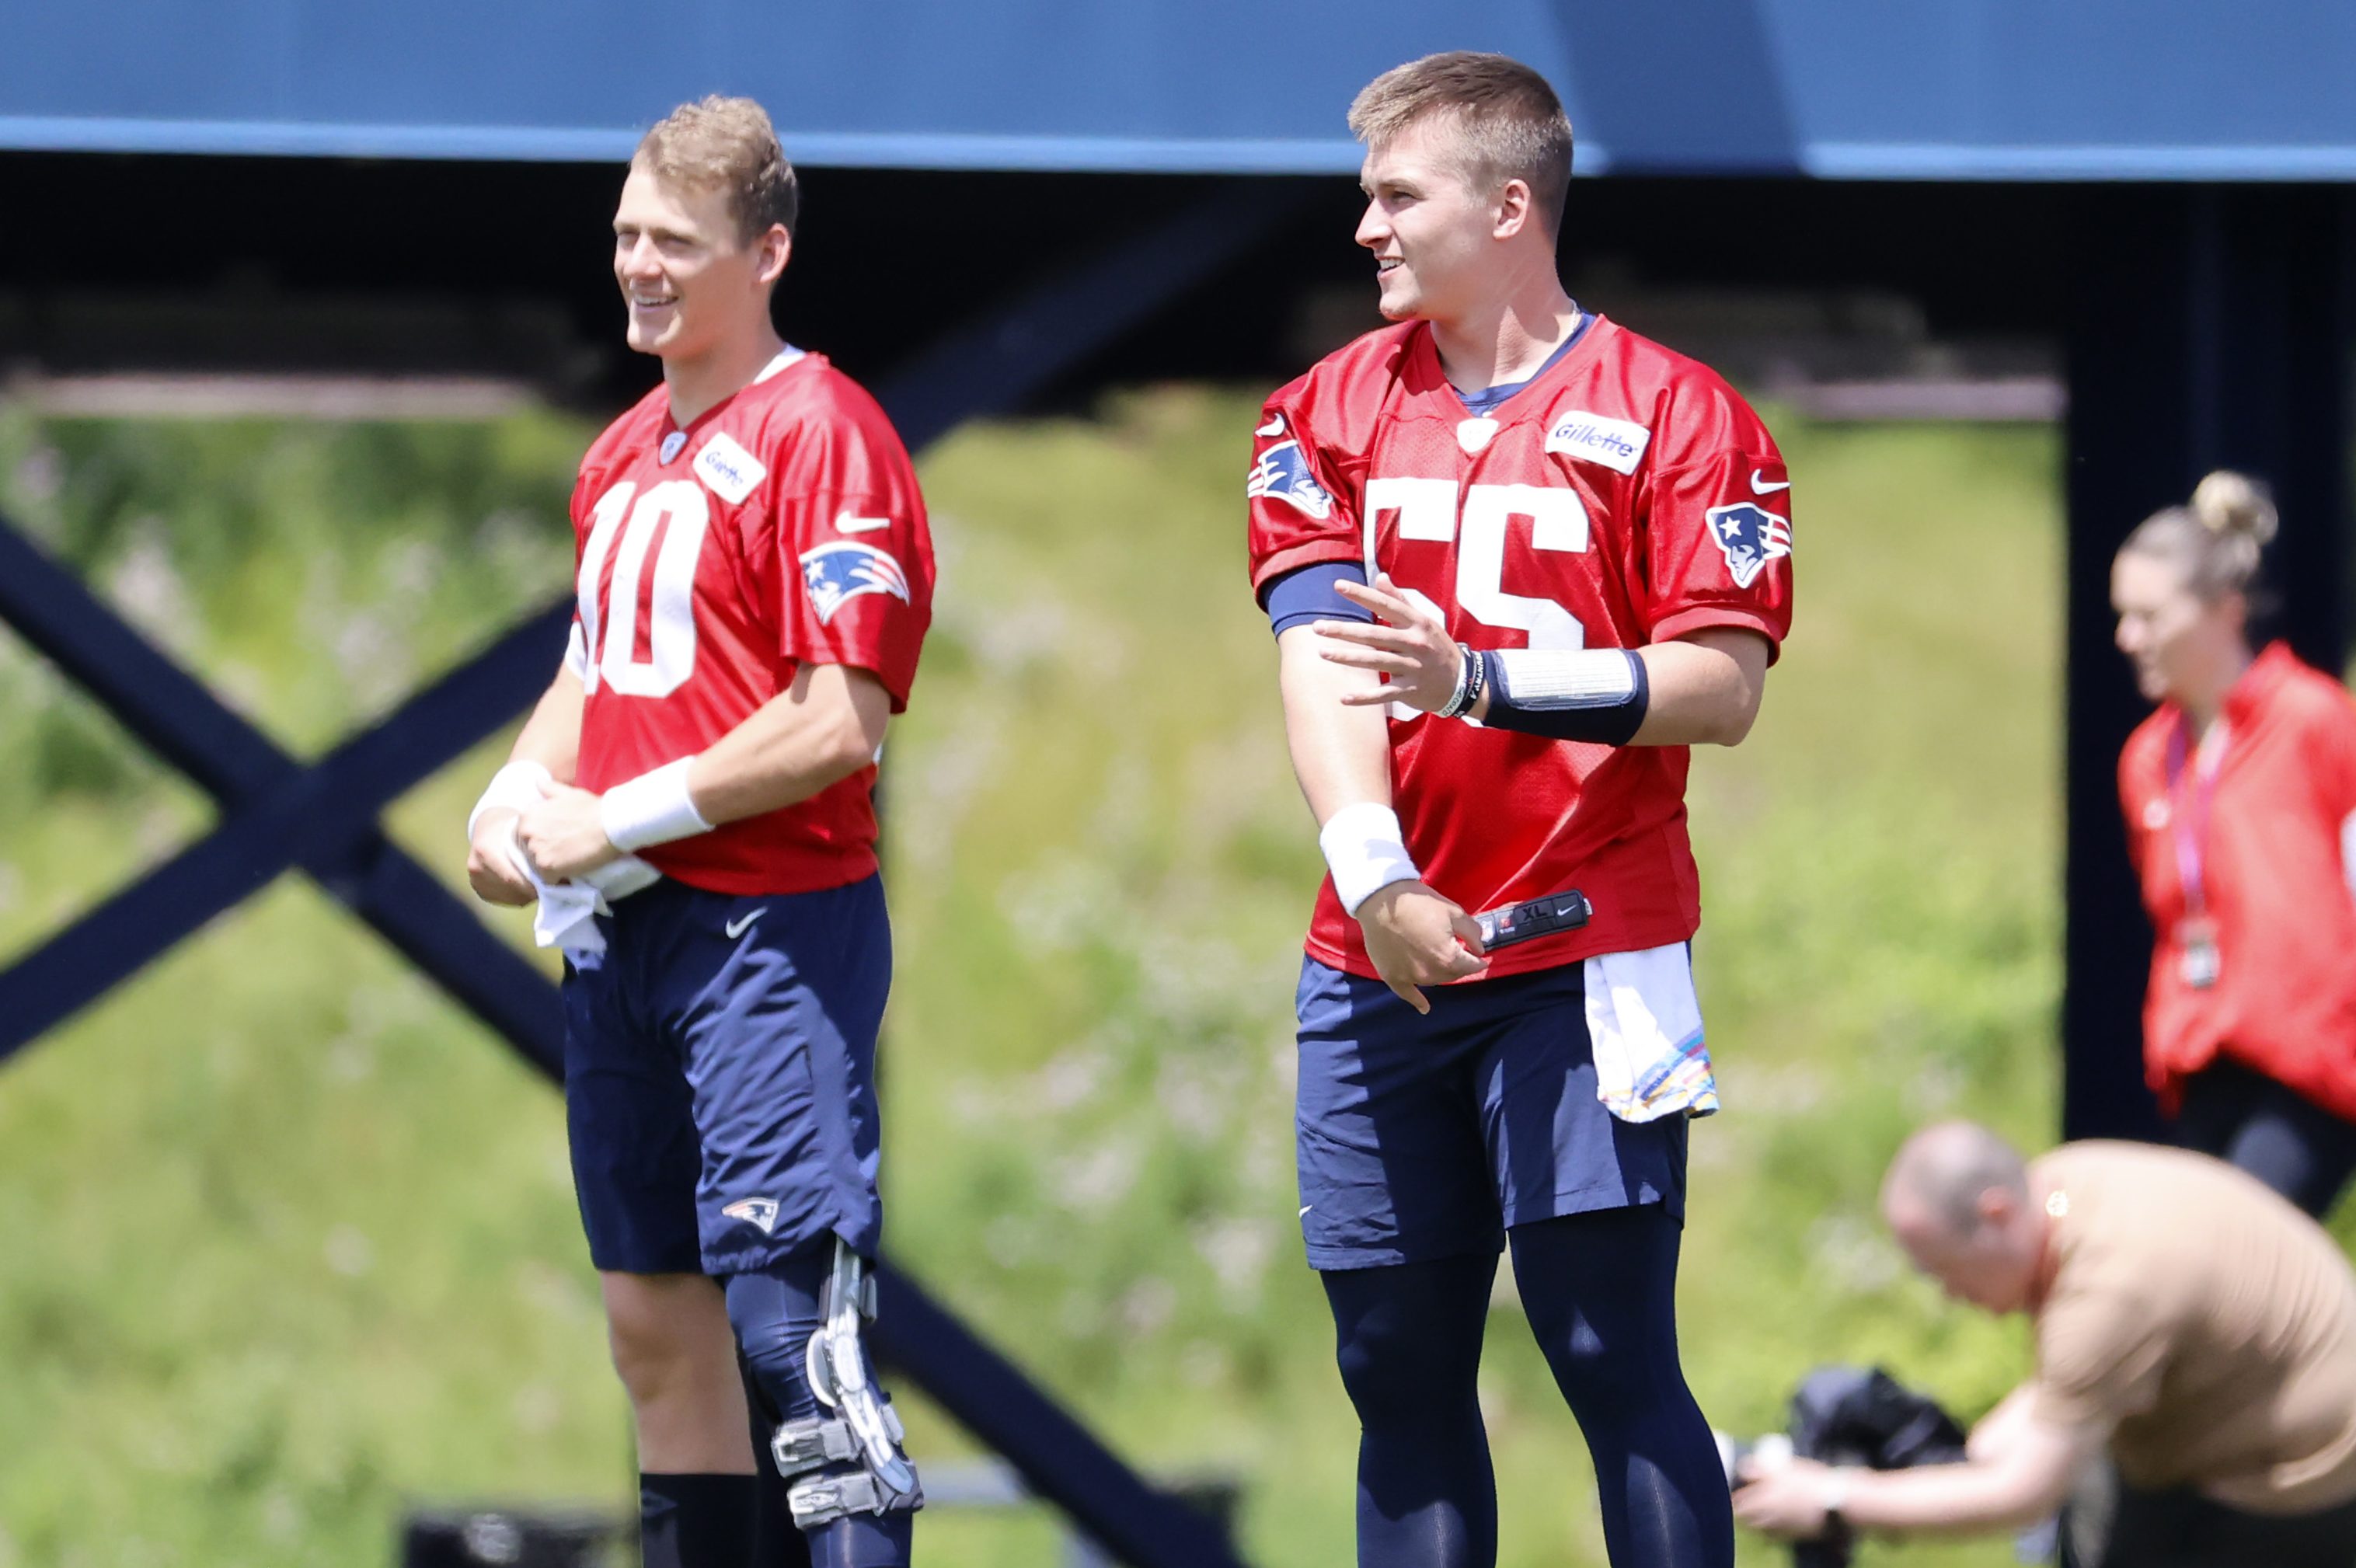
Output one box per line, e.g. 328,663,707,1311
1357,881,1486,1014
465,810,537,907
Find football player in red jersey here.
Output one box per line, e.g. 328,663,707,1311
464,98,930,1568
1248,54,1793,1568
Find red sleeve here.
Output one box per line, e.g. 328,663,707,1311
567,455,599,553
758,397,935,712
563,459,599,678
1635,378,1793,658
2118,740,2147,879
1246,390,1361,601
2321,691,2356,824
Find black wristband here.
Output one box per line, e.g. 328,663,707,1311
1437,643,1485,719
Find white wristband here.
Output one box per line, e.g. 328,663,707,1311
468,759,553,842
1493,646,1640,707
1319,802,1421,917
598,758,714,852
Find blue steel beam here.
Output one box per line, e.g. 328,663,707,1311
0,522,571,1068
0,184,1284,1568
17,0,2356,180
0,521,287,800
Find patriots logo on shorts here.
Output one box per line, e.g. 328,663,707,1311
800,541,911,624
1703,501,1792,589
723,1197,781,1234
1247,440,1333,520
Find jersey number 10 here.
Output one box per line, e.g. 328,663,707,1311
1364,479,1591,650
577,479,709,698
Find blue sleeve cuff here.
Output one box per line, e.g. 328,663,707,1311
1265,561,1372,638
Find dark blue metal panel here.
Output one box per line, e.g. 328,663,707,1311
1767,1,2356,177
1556,1,1800,176
8,0,2356,178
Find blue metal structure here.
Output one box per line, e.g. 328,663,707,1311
6,0,2356,178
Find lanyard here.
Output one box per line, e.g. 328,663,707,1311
2163,715,2229,916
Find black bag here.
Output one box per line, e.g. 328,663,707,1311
1783,1365,1969,1568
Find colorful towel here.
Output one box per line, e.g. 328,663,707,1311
1583,943,1719,1123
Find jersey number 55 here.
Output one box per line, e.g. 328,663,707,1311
1365,479,1591,651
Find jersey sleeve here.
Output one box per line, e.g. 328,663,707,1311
758,399,935,711
563,615,590,681
2309,692,2356,904
2118,746,2148,880
1635,380,1794,657
2317,688,2356,820
1246,392,1362,602
563,454,601,681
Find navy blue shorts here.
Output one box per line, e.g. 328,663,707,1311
560,874,890,1277
1295,956,1687,1271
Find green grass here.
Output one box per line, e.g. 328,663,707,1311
0,389,2074,1566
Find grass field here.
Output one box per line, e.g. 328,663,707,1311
0,386,2088,1567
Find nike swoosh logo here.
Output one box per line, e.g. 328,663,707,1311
1256,415,1286,437
1750,469,1790,495
1298,1205,1312,1217
835,511,891,534
725,910,763,939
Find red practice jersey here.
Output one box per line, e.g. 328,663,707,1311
2119,642,2356,1121
1247,316,1794,979
569,348,933,895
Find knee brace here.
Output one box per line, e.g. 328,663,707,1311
728,1239,923,1530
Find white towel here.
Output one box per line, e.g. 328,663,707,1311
1583,943,1718,1123
500,827,660,961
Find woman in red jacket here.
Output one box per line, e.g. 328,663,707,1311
2114,470,2356,1218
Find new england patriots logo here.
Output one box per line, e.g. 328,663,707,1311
1703,502,1792,589
723,1197,781,1235
1246,440,1333,520
800,541,911,624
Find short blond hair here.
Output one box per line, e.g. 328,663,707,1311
634,95,799,244
1348,52,1574,238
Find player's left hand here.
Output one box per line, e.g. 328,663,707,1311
1317,573,1466,714
517,783,622,881
1730,1456,1835,1540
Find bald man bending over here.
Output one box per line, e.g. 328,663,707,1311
1735,1123,2356,1567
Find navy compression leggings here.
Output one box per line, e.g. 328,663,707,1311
1320,1206,1732,1568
